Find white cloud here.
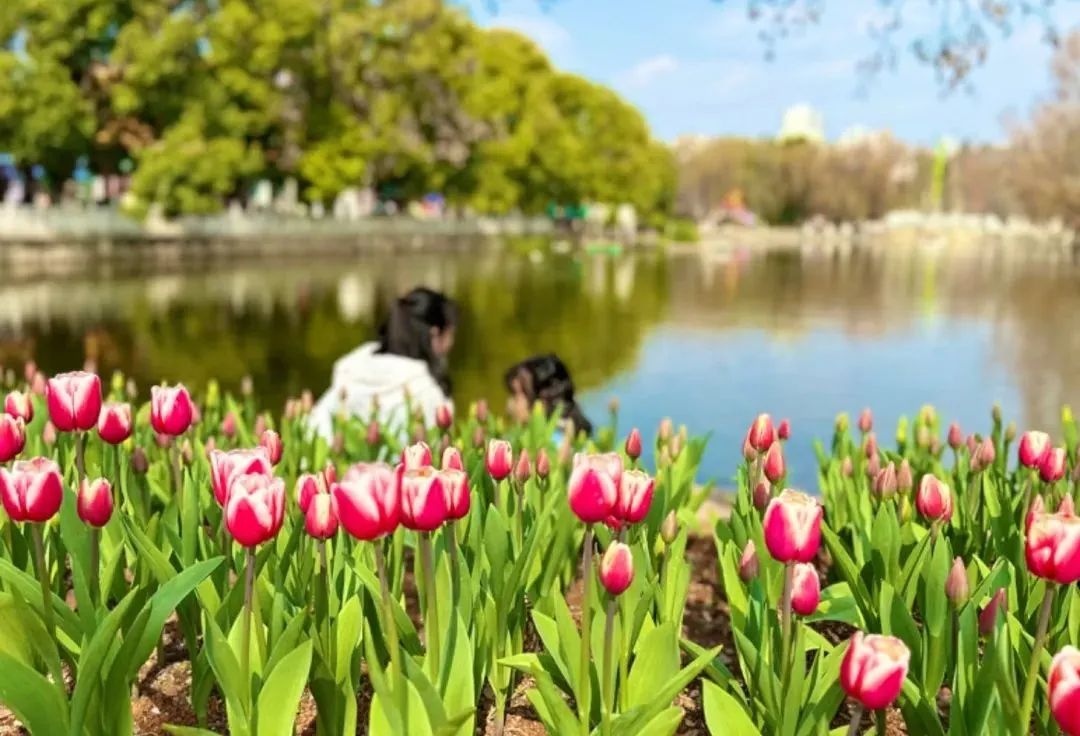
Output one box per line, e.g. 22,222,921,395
618,54,680,88
487,15,572,56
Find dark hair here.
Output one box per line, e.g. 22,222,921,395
378,287,457,396
504,354,593,436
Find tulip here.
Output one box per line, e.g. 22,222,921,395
858,408,873,434
1005,422,1017,442
225,472,285,547
778,418,791,441
658,418,673,442
1019,431,1052,469
865,453,881,479
947,422,963,450
741,431,756,462
305,493,339,539
966,434,978,457
0,457,63,522
259,430,283,466
442,446,464,472
1041,447,1068,483
435,404,453,430
568,452,621,524
1026,509,1080,584
791,563,820,616
763,441,785,483
514,449,532,483
763,490,823,563
599,542,634,596
221,412,237,439
46,371,102,432
873,462,898,501
916,473,953,523
209,448,273,506
486,439,513,481
23,360,36,384
747,413,775,453
945,557,969,606
332,463,399,540
625,428,643,461
753,480,771,510
296,473,321,513
77,478,114,528
836,412,849,434
132,447,149,474
472,425,485,449
536,448,551,479
979,588,1007,636
972,436,996,472
738,540,759,582
611,469,654,526
31,372,46,396
254,414,268,438
864,432,878,459
150,384,194,436
400,467,449,532
840,632,911,710
97,402,133,445
475,399,489,423
0,415,25,463
398,441,430,470
841,456,853,478
660,511,679,544
440,468,470,521
4,391,32,422
1049,646,1080,736
1061,495,1076,517
364,420,379,446
896,459,913,493
1027,495,1046,533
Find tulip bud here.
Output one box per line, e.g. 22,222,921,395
568,453,622,524
210,447,273,506
296,473,320,513
536,448,551,479
747,414,776,453
300,389,314,414
660,510,679,544
122,377,136,400
738,541,759,582
670,435,682,459
4,391,32,423
241,375,253,397
840,632,910,710
947,422,963,450
42,421,57,446
791,563,821,616
777,418,791,441
916,473,953,523
1041,447,1068,483
1019,431,1052,469
873,462,898,500
150,384,194,436
979,588,1007,636
865,452,881,480
972,436,996,472
1049,646,1080,736
608,397,620,416
841,456,853,478
558,432,573,466
1005,422,1016,442
896,459,913,493
23,360,36,384
474,399,489,424
435,404,453,431
763,490,823,563
486,440,513,481
966,434,978,457
763,442,785,483
132,447,149,474
835,413,849,434
472,425,485,449
304,493,338,539
625,428,642,461
659,418,673,442
31,372,46,396
180,439,194,466
0,415,26,462
510,449,530,484
47,371,103,432
441,446,464,472
858,408,873,434
0,457,63,522
864,432,878,459
259,430,283,466
1026,509,1080,584
599,542,634,596
753,480,771,511
226,473,286,547
916,425,931,450
400,467,449,531
77,478,114,528
221,412,237,439
945,557,969,606
991,402,1002,424
742,431,757,462
613,469,654,525
401,441,432,471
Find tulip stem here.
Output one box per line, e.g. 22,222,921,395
601,599,617,736
846,703,864,736
447,522,460,602
578,527,595,735
780,562,794,687
75,432,86,482
374,542,405,717
241,548,255,699
419,533,441,682
31,524,55,641
1019,583,1056,733
89,527,100,609
876,709,886,736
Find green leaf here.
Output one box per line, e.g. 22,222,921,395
439,612,475,736
610,644,720,734
0,652,70,736
256,640,313,736
164,727,221,736
702,680,760,736
369,680,434,736
637,706,685,736
334,596,363,684
69,590,141,735
627,621,680,707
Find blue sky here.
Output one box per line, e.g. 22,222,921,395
461,0,1079,144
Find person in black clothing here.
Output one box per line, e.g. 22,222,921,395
504,354,593,438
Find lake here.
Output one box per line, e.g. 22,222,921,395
3,240,1078,488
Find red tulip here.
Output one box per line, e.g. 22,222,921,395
536,448,551,478
777,418,791,441
402,441,433,471
97,403,133,445
77,478,114,528
366,420,380,446
486,440,513,481
763,441,785,483
791,562,821,616
611,469,654,525
739,540,759,582
599,542,634,596
225,472,285,547
442,446,464,472
305,493,338,539
1041,447,1068,483
435,404,453,430
1026,509,1080,584
625,428,643,461
0,457,63,522
1050,646,1080,736
762,489,823,563
332,463,399,540
840,632,910,710
945,557,969,605
514,449,532,483
221,412,237,439
209,448,272,506
46,371,102,432
150,384,194,436
296,473,321,513
947,422,963,450
259,430,283,466
747,413,775,453
979,588,1007,636
440,468,470,520
858,408,873,434
0,415,25,462
4,391,32,423
916,473,953,523
568,452,621,524
400,467,449,532
1019,431,1052,469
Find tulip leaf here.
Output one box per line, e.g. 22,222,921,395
702,679,760,736
525,665,580,736
627,621,680,707
0,556,82,646
369,680,434,736
610,644,719,734
334,596,363,684
821,525,872,615
531,609,574,692
898,678,946,736
636,705,684,736
680,638,736,689
0,651,70,736
879,582,923,676
796,644,846,736
255,640,313,736
439,612,475,736
68,590,141,735
203,613,250,723
806,583,863,627
163,727,221,736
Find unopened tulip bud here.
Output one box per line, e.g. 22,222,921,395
992,403,1002,424
973,436,996,472
873,462,898,500
858,408,873,434
515,449,532,483
77,478,114,528
625,428,642,461
742,431,757,462
253,414,268,438
947,422,963,450
778,418,791,440
559,433,573,466
125,378,137,400
599,542,633,596
472,425,485,449
945,557,969,606
864,432,878,459
47,371,103,432
865,453,880,479
23,360,36,384
305,493,338,539
1019,431,1052,469
536,448,550,478
442,446,464,472
840,632,910,710
916,426,931,450
567,453,621,523
841,456,853,478
916,473,953,523
221,411,237,439
966,434,978,457
1041,447,1068,483
670,435,682,458
300,389,314,414
180,439,194,466
241,375,254,397
835,413,849,434
1005,422,1016,442
435,404,453,430
747,414,776,452
791,563,821,616
132,447,149,474
399,467,449,531
657,446,672,467
0,415,26,462
226,473,286,547
763,442,785,483
660,511,679,544
42,421,57,446
31,372,46,396
4,391,32,423
475,399,489,423
486,440,513,481
897,459,913,493
659,418,673,442
979,588,1007,636
763,490,823,563
753,480,771,510
608,397,620,416
738,540,759,582
259,430,283,466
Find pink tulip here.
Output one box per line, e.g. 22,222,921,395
1050,646,1080,736
568,452,621,524
763,441,785,483
0,457,63,522
1041,447,1068,483
739,540,759,582
599,542,634,596
402,441,432,470
23,361,36,384
840,632,911,710
753,480,771,511
97,403,133,445
864,432,878,459
762,489,823,563
150,384,194,436
1061,495,1076,517
296,473,321,513
305,493,339,539
322,462,337,489
858,408,873,434
259,430,283,466
873,462,898,501
514,449,532,483
841,456,853,478
611,469,654,526
225,473,285,547
777,418,791,441
77,478,114,528
865,453,881,479
916,474,953,523
625,428,643,460
442,446,464,472
1026,509,1080,584
742,431,757,462
221,412,237,439
1019,431,1052,469
486,439,513,481
4,391,32,423
440,468,470,520
791,562,821,616
46,371,102,432
747,413,776,453
972,436,996,472
536,448,551,479
31,372,46,397
435,404,453,430
0,415,25,463
945,557,969,605
209,448,273,506
366,420,380,446
400,467,449,532
979,588,1007,636
254,415,268,438
896,460,913,493
332,463,399,540
947,422,963,450
475,399,489,423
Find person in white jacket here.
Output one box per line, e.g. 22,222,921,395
311,287,457,440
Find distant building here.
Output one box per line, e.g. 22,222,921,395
778,104,825,144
